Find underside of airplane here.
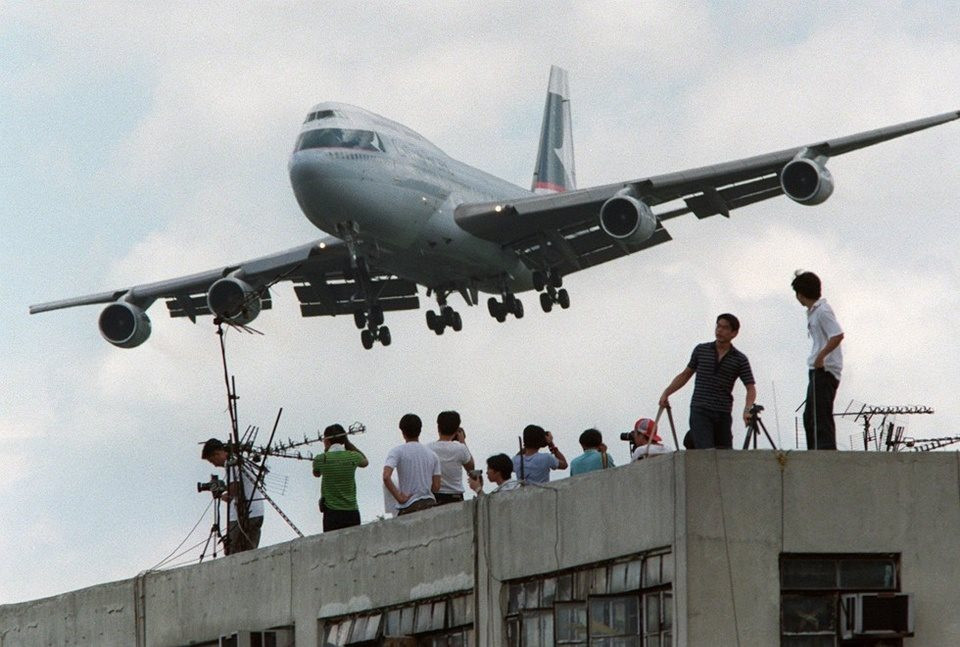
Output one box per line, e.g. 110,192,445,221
29,66,960,349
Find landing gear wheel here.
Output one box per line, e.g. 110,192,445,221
487,297,499,318
549,271,563,288
353,310,367,330
360,329,374,350
451,311,462,332
540,292,554,313
513,298,524,319
557,288,570,309
441,306,455,326
532,271,546,292
379,326,391,346
426,310,439,331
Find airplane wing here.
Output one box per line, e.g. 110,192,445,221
29,236,419,346
455,110,960,275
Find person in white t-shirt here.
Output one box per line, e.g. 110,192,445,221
383,414,442,516
792,271,845,450
629,418,672,462
201,438,264,555
427,410,475,505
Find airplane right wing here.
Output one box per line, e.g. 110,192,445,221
29,236,419,348
455,110,960,276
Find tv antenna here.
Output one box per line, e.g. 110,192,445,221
836,401,934,451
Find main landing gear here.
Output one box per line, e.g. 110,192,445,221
487,293,523,323
532,269,570,313
354,305,391,350
425,291,463,335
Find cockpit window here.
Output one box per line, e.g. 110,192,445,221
296,128,386,152
302,109,341,124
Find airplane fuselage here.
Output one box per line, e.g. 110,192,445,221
287,102,535,294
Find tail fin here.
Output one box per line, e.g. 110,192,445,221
532,65,576,194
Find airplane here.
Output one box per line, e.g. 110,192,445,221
30,66,960,349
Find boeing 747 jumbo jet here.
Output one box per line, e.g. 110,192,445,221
31,66,960,349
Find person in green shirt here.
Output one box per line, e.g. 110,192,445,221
312,424,369,532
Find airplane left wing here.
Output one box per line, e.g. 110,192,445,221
455,110,960,275
29,237,419,347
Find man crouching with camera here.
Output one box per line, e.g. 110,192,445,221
201,438,264,555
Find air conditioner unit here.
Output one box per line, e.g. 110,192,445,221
840,593,914,639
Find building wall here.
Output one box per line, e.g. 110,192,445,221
2,451,957,646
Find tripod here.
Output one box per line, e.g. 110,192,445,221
199,493,225,562
742,404,777,450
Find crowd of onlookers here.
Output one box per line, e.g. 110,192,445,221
312,410,672,533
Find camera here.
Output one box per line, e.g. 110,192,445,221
197,474,227,497
619,432,635,441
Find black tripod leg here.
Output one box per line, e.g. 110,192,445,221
758,419,777,450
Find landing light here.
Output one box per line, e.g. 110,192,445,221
494,205,503,213
319,242,326,249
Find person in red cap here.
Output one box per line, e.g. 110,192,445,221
629,418,672,461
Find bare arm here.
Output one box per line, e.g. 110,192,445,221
346,441,369,468
814,333,844,368
660,367,695,407
431,474,442,493
742,383,757,425
545,432,568,470
382,466,409,504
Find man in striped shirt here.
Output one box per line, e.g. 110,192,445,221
659,314,757,449
313,424,369,532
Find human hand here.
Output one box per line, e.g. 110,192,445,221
659,394,670,408
455,427,466,443
396,492,411,505
468,472,483,493
814,356,825,369
545,431,554,447
742,410,752,426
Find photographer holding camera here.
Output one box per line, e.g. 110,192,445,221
313,424,369,532
627,418,672,461
201,438,264,555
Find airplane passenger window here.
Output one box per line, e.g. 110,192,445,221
296,128,386,152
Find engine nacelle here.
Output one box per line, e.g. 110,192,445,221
99,302,152,348
207,277,262,325
599,192,657,244
781,158,835,205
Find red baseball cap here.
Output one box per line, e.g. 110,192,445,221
633,418,662,443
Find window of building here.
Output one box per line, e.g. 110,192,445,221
504,549,673,646
321,592,473,646
780,554,901,647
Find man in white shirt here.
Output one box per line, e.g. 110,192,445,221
383,414,442,515
201,438,265,554
427,410,475,505
792,271,845,450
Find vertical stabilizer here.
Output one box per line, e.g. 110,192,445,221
532,65,576,194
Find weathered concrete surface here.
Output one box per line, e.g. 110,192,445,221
2,451,958,646
0,579,133,647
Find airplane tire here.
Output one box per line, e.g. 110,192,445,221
442,306,455,326
380,326,392,346
513,298,524,319
487,297,500,319
540,292,553,313
451,312,462,331
426,310,438,331
353,311,367,330
360,329,374,350
558,289,570,309
549,271,563,288
533,271,546,292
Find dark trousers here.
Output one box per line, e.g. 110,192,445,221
225,516,263,555
397,498,436,516
804,368,839,450
322,507,361,532
689,407,733,449
434,492,464,506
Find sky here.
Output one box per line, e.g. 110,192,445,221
2,1,960,603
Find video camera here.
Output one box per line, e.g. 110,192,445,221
197,474,227,498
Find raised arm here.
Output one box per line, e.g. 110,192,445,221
660,366,695,407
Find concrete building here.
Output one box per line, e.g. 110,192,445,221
1,450,957,646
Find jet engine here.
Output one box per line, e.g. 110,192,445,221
207,277,262,325
780,157,834,205
599,191,657,244
98,302,151,348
